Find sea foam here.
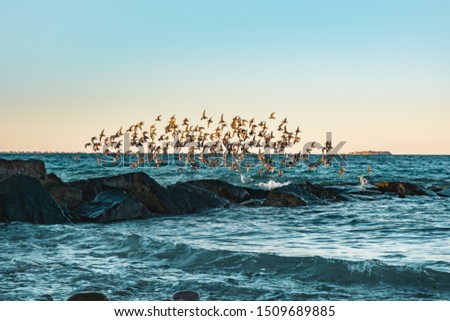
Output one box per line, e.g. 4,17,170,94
256,179,291,190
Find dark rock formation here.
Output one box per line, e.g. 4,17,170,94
375,182,436,197
304,181,347,202
265,184,323,207
71,172,179,214
46,173,63,185
77,189,153,223
171,290,200,301
168,182,230,213
0,175,69,224
264,186,309,207
0,159,47,182
185,179,250,203
47,184,83,210
67,292,109,301
244,187,270,199
264,191,306,207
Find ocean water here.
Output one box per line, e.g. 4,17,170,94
1,154,450,301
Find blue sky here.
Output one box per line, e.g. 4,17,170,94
1,0,449,153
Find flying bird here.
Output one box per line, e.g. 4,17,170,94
358,176,369,186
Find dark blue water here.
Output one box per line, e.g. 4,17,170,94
1,154,450,300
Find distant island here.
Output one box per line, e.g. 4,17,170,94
347,151,392,155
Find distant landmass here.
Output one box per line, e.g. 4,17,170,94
347,150,392,155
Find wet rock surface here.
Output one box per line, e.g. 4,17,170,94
0,159,47,182
71,172,179,214
184,179,250,203
374,181,437,197
77,189,153,223
0,175,69,224
168,182,230,213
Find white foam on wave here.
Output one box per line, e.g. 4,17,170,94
255,179,291,190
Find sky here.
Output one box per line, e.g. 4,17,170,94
0,0,449,154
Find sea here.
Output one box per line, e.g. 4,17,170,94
1,153,450,301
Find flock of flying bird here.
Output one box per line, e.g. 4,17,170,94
84,111,372,183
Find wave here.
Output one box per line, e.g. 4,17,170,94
256,179,291,190
154,243,450,290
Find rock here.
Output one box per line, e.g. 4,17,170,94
70,178,104,202
304,181,346,202
77,189,153,223
0,175,69,224
172,291,200,301
0,159,47,182
264,190,307,207
67,292,109,301
168,182,230,213
263,185,321,207
185,179,250,203
244,187,270,199
47,184,83,210
375,182,436,197
71,172,179,214
46,173,63,186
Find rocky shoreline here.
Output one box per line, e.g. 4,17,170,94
0,159,448,225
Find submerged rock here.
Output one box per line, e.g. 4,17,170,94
168,182,230,213
0,175,69,224
304,181,347,202
171,291,200,301
77,189,153,223
0,159,47,182
374,182,436,197
185,179,250,203
67,292,109,301
36,294,54,301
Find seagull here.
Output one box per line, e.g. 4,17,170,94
269,112,275,119
367,164,372,173
155,115,162,121
358,176,369,186
240,174,254,184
